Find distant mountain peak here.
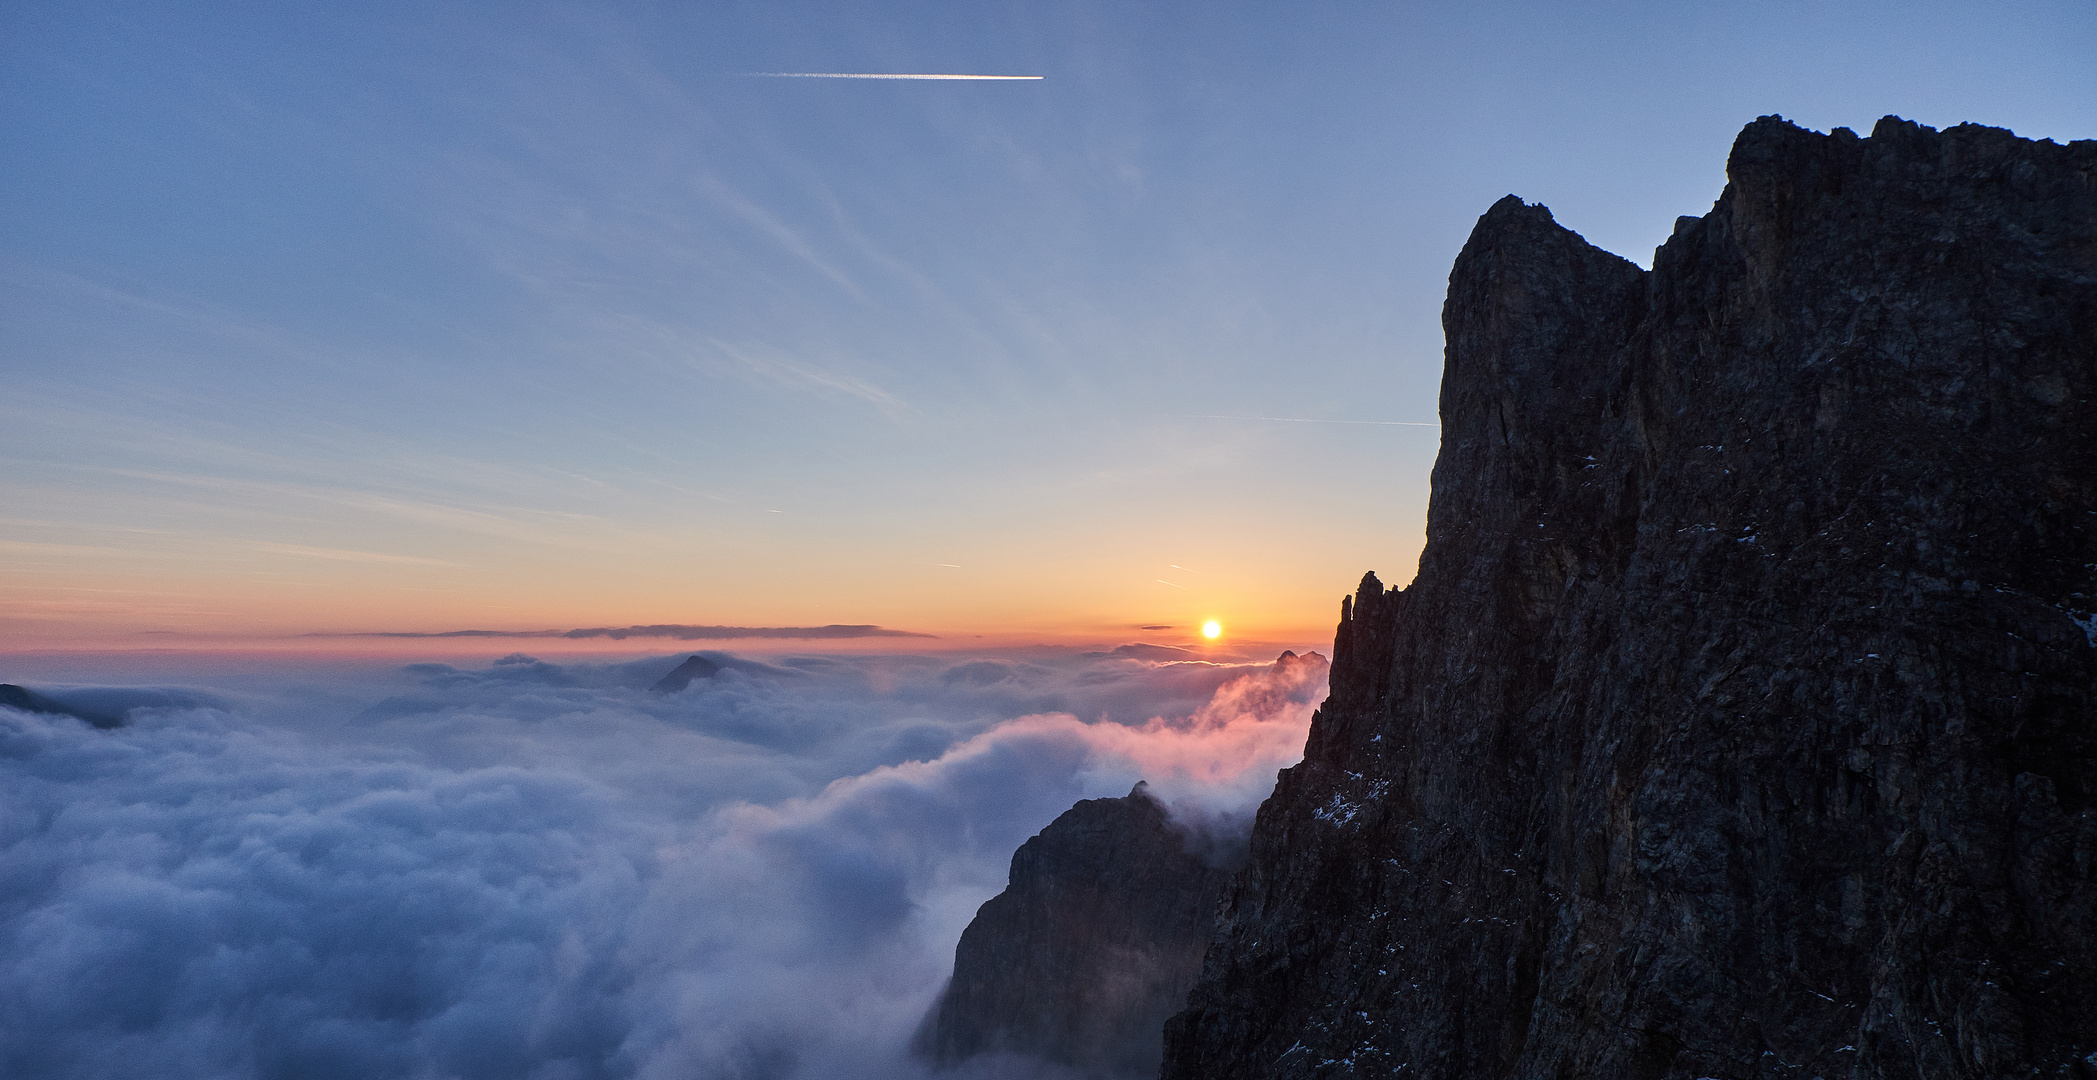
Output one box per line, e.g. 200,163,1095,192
0,684,125,729
648,655,721,693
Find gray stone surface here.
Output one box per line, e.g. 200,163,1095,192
1162,116,2097,1080
919,782,1235,1078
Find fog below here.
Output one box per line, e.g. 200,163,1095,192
0,647,1325,1079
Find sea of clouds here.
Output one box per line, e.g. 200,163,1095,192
0,646,1326,1080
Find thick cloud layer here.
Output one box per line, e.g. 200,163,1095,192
0,647,1325,1079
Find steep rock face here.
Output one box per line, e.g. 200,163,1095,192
919,782,1236,1078
1163,117,2097,1079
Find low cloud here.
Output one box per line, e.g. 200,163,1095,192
319,623,935,640
0,646,1325,1079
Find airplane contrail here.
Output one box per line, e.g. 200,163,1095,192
747,73,1043,80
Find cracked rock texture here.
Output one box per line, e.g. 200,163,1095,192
1162,116,2097,1080
918,782,1235,1078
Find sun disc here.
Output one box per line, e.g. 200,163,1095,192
1202,620,1222,639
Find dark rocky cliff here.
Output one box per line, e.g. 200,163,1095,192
1162,117,2097,1079
919,782,1235,1078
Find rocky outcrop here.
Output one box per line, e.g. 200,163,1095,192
1163,117,2097,1079
919,782,1236,1078
649,655,721,692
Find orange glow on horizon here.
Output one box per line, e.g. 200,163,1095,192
0,536,1401,658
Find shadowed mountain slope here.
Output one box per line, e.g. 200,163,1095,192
918,782,1237,1079
1162,116,2097,1080
649,655,722,692
1,684,126,729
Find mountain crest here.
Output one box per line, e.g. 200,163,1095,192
1163,115,2097,1080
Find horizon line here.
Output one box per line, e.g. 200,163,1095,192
306,623,937,641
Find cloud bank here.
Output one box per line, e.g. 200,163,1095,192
0,646,1325,1079
321,623,935,640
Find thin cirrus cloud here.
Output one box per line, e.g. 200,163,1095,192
249,542,467,567
743,73,1044,80
693,176,870,302
707,338,909,416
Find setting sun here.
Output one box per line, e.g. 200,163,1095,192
1201,620,1222,639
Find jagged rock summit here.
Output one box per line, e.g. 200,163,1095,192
1162,117,2097,1078
918,781,1238,1079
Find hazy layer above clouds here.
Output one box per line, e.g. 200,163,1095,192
0,647,1325,1079
324,624,936,640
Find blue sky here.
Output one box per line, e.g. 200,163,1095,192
5,0,2093,647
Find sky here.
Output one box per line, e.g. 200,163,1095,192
6,0,2090,652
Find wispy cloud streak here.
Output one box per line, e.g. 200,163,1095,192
250,542,466,567
744,73,1043,80
708,339,909,416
